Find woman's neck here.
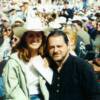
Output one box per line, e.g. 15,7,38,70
31,49,38,57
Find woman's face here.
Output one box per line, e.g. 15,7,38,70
26,32,42,50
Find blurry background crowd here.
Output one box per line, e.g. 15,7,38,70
0,0,100,98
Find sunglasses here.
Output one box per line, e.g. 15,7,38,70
1,19,8,22
3,28,11,32
12,36,19,43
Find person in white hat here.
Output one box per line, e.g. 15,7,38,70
12,17,24,27
3,20,53,100
12,25,26,51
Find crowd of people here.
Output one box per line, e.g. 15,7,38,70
0,0,100,100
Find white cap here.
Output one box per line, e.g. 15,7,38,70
72,15,82,21
22,0,29,3
1,16,9,22
91,16,97,20
24,17,44,31
18,2,23,7
67,20,72,25
82,16,88,21
49,21,62,29
55,17,66,24
14,17,24,23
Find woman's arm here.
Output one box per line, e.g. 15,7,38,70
2,59,28,100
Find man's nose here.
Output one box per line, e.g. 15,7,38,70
54,47,58,52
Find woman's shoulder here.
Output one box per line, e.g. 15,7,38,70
4,52,22,69
10,52,18,58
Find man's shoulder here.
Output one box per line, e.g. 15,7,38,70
68,54,89,66
67,55,93,73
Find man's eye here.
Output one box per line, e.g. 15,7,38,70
57,45,62,48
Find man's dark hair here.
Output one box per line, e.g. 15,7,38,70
47,29,69,45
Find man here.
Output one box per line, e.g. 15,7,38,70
45,29,100,100
72,20,93,60
59,1,74,21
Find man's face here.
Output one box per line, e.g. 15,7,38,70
48,35,69,62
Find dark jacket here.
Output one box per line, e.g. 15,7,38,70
60,8,74,20
46,54,100,100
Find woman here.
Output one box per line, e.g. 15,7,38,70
3,30,53,100
0,24,13,61
0,24,13,99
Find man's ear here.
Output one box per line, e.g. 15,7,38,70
67,42,70,51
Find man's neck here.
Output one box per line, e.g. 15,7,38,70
57,53,69,72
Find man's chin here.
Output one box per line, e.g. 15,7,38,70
53,58,62,62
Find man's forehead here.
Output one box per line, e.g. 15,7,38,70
49,35,64,40
48,35,66,45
